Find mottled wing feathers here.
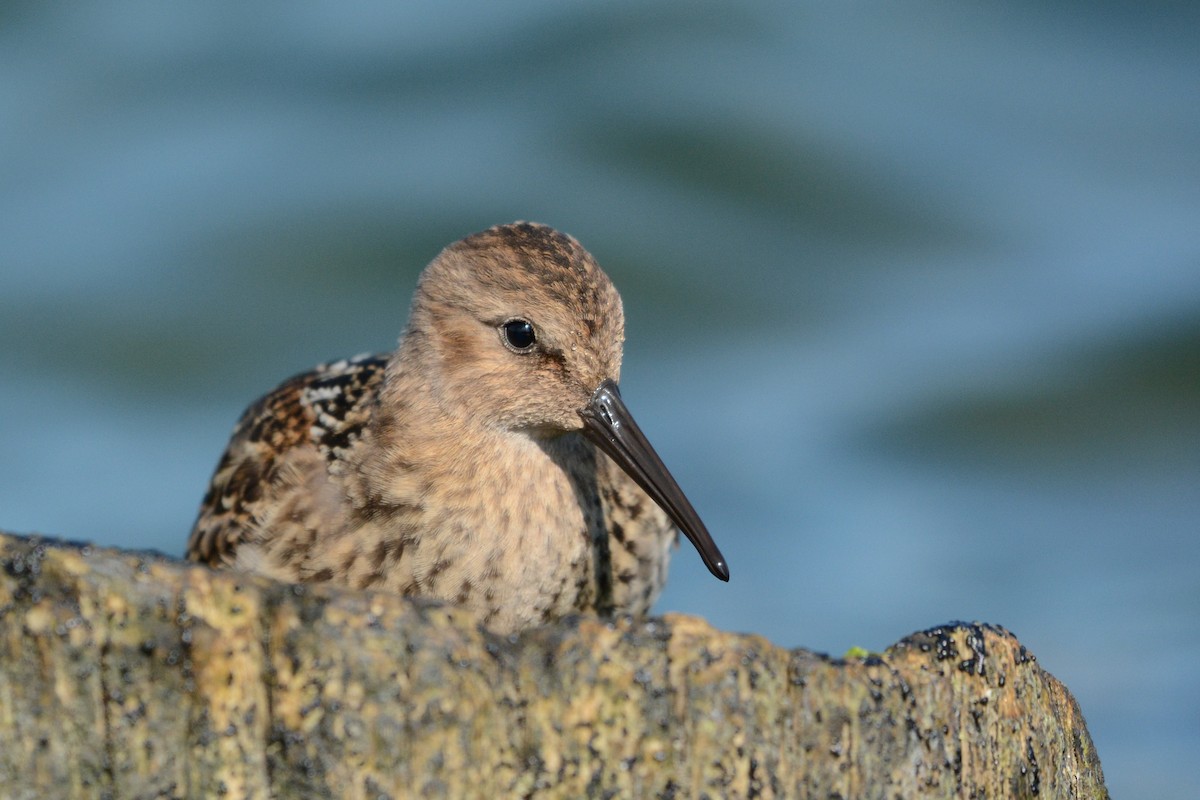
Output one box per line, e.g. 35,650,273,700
187,354,388,566
304,355,388,464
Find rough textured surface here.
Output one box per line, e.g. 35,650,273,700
0,531,1108,799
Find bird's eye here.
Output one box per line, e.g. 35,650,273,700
502,319,537,352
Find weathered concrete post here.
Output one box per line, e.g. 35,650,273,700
0,532,1107,799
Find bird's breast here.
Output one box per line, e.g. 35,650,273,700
353,430,606,630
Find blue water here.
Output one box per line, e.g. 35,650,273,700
2,3,1197,796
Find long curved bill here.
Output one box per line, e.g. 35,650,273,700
578,379,729,582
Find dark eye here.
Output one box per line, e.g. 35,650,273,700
502,319,536,351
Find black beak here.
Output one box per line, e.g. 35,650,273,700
578,379,729,582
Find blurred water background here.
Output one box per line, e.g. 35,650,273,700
2,3,1197,795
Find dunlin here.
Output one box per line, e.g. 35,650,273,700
188,222,727,632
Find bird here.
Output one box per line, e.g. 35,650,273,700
187,222,727,632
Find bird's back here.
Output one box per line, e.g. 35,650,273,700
187,354,388,567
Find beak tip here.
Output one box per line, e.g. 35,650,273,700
712,559,730,582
